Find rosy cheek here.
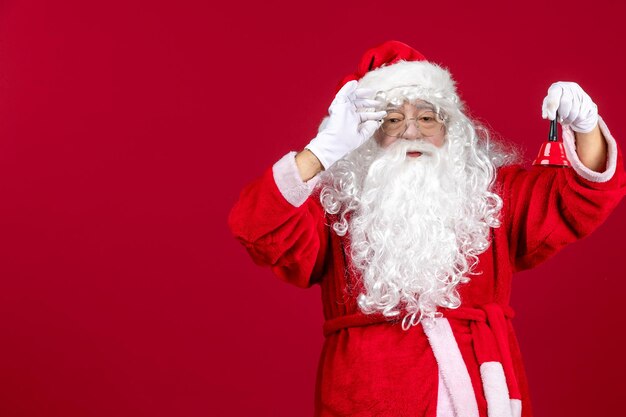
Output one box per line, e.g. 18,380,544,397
378,135,398,148
430,133,446,148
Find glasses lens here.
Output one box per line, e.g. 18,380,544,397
381,112,406,137
416,111,441,136
381,110,443,137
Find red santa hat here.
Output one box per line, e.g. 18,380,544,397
338,41,460,107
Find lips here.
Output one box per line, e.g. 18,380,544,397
406,151,423,158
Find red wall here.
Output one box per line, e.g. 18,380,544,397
0,0,624,416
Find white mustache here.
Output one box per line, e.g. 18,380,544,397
391,139,440,155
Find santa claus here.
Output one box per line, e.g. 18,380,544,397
228,41,624,417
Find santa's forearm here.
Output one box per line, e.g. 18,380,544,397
296,149,324,181
574,124,607,172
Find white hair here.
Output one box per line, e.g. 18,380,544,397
319,97,519,329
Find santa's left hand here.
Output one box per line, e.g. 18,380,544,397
542,81,598,133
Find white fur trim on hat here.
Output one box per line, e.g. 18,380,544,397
357,60,459,103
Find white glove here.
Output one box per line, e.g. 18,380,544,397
542,81,598,133
305,80,387,169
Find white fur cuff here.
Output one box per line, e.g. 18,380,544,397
272,152,320,207
562,116,617,183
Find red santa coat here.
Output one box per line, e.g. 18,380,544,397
228,120,625,417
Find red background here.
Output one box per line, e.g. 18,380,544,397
0,0,624,416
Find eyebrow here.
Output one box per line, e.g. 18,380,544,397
385,105,436,112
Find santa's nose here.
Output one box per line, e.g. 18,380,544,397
401,120,424,140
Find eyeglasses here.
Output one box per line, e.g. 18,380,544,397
380,109,446,138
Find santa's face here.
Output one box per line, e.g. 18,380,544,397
375,101,446,154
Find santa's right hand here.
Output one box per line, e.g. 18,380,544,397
305,80,386,169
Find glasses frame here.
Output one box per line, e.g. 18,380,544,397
380,106,447,138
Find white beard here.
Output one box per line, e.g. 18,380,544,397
343,139,494,329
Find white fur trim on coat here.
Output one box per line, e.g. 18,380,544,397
562,116,617,183
437,370,456,417
422,318,480,417
510,399,522,417
480,361,515,417
272,152,319,207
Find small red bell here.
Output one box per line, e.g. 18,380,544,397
533,118,570,167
